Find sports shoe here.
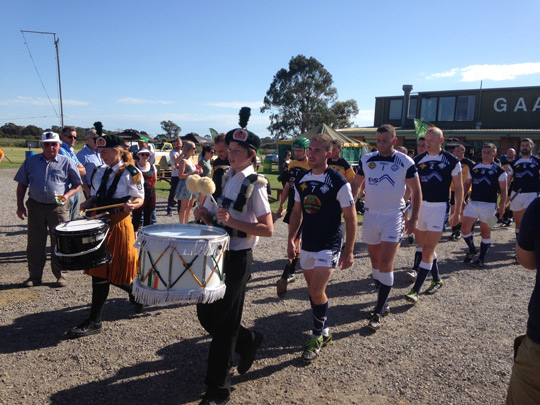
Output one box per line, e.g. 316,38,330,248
199,394,230,405
237,332,263,374
463,249,477,263
22,278,42,287
276,277,288,298
471,259,485,268
454,230,462,240
129,293,144,314
404,289,419,304
302,335,324,363
287,274,296,283
367,313,382,331
322,333,333,347
382,304,390,317
66,319,102,339
55,277,67,287
405,270,417,283
426,280,443,295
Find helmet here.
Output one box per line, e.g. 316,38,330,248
292,137,310,150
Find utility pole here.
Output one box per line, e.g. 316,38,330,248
20,30,64,128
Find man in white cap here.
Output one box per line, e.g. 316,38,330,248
14,131,82,287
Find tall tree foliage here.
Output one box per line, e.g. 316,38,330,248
160,120,181,139
261,55,357,139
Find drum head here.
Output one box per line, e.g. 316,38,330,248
139,224,228,240
55,219,107,232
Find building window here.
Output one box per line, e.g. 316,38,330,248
438,96,456,121
420,97,437,122
389,99,403,120
455,95,475,121
408,97,417,119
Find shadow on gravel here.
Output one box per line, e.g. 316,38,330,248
0,298,178,354
0,224,28,237
50,336,209,405
0,250,27,265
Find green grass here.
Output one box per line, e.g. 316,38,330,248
1,147,30,168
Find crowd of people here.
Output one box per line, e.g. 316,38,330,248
12,120,540,404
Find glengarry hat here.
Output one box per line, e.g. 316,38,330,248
96,134,126,148
225,107,261,151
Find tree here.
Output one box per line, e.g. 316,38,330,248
160,120,181,139
261,55,342,139
22,125,42,138
327,100,359,129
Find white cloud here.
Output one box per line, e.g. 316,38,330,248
0,96,88,106
355,109,374,126
426,62,540,82
203,101,264,109
116,97,173,105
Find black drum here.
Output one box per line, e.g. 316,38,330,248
52,219,111,270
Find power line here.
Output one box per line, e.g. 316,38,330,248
20,31,60,121
0,116,51,120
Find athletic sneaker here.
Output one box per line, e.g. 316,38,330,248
383,304,390,317
367,313,382,331
463,249,478,263
404,289,419,304
302,335,324,363
454,230,462,240
405,270,417,282
426,280,443,295
471,259,485,268
322,334,333,347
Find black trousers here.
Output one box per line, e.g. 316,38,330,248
196,248,255,399
167,176,179,209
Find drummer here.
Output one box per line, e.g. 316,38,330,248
66,134,145,339
194,108,273,405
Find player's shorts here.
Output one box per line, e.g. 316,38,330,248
300,249,341,270
417,202,449,232
463,200,497,223
510,192,538,212
362,210,404,244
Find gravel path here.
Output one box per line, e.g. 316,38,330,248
0,167,532,404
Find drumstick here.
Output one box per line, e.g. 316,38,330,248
186,175,201,208
84,202,127,212
198,177,218,206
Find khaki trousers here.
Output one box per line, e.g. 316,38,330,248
507,334,540,404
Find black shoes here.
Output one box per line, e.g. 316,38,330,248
471,259,485,268
237,332,263,374
463,249,478,263
129,293,144,314
66,319,102,339
199,395,230,405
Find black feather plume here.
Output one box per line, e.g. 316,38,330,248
239,107,251,128
93,121,103,136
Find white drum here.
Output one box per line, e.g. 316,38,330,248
132,224,229,305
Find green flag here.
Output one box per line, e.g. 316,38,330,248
209,128,218,139
414,119,433,140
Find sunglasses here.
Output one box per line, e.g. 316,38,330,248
139,153,150,157
65,135,77,140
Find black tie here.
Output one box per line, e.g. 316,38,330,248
97,167,113,201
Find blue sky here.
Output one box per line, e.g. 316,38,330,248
2,0,540,139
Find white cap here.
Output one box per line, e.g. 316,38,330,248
41,131,61,143
137,148,152,155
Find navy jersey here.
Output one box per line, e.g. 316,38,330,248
518,197,540,344
357,151,417,213
294,167,354,252
415,150,461,203
508,156,540,193
468,163,507,203
284,159,311,210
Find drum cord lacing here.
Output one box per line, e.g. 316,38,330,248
54,228,110,257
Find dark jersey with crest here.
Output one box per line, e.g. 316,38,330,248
415,150,461,203
508,156,540,193
328,157,355,181
284,159,311,210
468,163,507,203
294,167,354,252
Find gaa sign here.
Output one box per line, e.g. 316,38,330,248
494,97,540,113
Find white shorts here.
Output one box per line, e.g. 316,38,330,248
417,202,449,232
300,249,341,270
510,192,538,212
362,210,404,244
463,200,497,223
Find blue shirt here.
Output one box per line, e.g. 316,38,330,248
77,145,104,183
59,141,82,165
14,153,82,204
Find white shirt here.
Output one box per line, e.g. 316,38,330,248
170,150,181,177
90,160,144,200
203,165,271,251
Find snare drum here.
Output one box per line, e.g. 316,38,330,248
133,224,229,305
53,219,110,270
